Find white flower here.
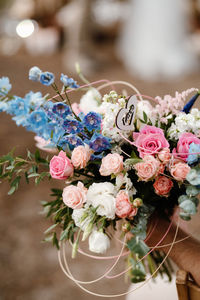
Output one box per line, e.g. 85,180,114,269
89,230,110,254
115,173,137,196
72,208,91,231
87,182,116,219
79,88,101,114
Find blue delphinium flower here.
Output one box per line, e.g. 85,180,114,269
52,102,71,118
7,97,29,116
63,119,84,134
0,77,12,95
59,134,84,150
83,112,102,132
89,133,111,152
29,66,42,82
40,71,55,86
27,110,48,132
187,142,200,165
60,74,79,88
25,91,45,108
37,122,65,145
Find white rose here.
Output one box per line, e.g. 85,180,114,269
79,88,101,114
87,182,116,219
72,208,91,231
89,230,110,254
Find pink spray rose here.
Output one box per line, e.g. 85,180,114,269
173,132,200,161
134,155,160,181
49,150,74,180
169,160,190,181
115,190,136,219
99,153,123,176
153,176,173,197
71,145,91,169
62,182,87,209
133,125,169,158
158,148,171,163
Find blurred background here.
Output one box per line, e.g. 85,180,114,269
1,0,200,299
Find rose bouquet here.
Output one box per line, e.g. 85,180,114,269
0,67,200,296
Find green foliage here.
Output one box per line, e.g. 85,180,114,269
0,149,50,195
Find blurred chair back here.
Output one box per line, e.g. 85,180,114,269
176,270,200,300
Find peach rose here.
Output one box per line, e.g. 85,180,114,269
128,207,138,219
134,155,160,181
71,145,91,169
153,176,173,197
62,182,87,209
170,161,190,181
50,150,74,180
115,190,134,218
158,148,171,163
99,153,123,176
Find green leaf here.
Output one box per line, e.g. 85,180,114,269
186,186,200,197
124,158,142,167
44,223,58,234
35,172,49,185
52,232,59,249
130,258,146,283
143,111,148,123
8,186,16,195
179,200,197,215
127,237,149,258
28,173,39,178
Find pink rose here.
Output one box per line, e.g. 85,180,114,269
134,155,160,181
153,176,173,197
169,160,190,181
133,125,169,158
34,136,58,154
50,150,74,180
115,190,136,219
173,132,200,161
71,145,91,169
62,182,87,209
100,153,123,176
158,148,171,163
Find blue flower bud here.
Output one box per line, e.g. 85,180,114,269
40,71,55,86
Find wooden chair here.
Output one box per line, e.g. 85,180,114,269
176,270,200,300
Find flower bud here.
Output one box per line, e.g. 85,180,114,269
133,198,143,207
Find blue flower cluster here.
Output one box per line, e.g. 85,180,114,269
0,72,111,155
60,74,79,89
187,143,200,165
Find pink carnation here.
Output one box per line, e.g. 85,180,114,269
100,153,123,176
49,150,74,180
115,190,137,219
133,125,169,158
71,145,91,169
173,132,200,161
153,176,173,197
62,182,87,209
134,155,160,181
